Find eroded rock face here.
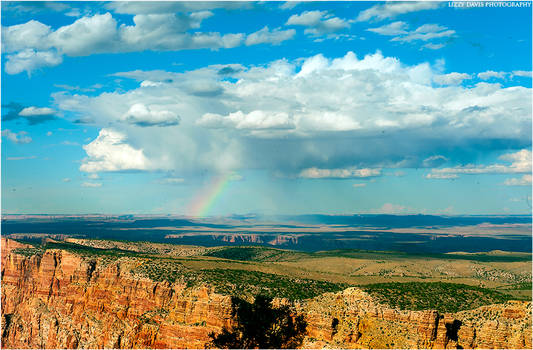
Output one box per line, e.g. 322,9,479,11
1,238,531,349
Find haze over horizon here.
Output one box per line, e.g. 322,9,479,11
2,1,532,216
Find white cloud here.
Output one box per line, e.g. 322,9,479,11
87,173,100,179
512,70,532,78
19,106,56,116
356,1,442,22
122,103,180,127
498,148,532,171
434,72,471,85
245,26,295,46
62,178,71,182
423,43,445,50
81,182,102,188
367,21,454,49
1,20,51,52
367,21,408,36
105,1,248,15
4,49,63,75
2,12,246,74
286,10,350,36
80,129,150,172
280,2,302,10
352,183,367,188
428,149,531,178
391,23,455,42
478,71,506,80
422,155,448,168
198,111,295,130
375,203,408,214
49,13,118,56
54,51,532,176
140,80,162,87
299,167,381,179
1,129,32,144
46,131,53,136
504,174,532,186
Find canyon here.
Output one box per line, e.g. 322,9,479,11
1,238,531,349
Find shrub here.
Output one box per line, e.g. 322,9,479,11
208,295,307,349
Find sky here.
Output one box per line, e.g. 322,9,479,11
1,0,532,216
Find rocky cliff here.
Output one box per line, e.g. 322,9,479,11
1,238,531,349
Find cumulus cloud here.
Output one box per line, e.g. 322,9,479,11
356,1,442,22
433,72,471,85
428,149,532,178
19,106,56,116
504,174,532,186
286,10,350,36
299,167,381,179
198,111,295,131
122,103,180,127
478,71,507,80
353,183,367,188
2,102,57,124
105,1,249,15
54,51,531,176
2,12,246,74
80,129,150,172
512,70,532,78
1,129,32,144
391,23,455,43
367,22,454,49
245,26,295,46
4,49,63,75
367,21,408,36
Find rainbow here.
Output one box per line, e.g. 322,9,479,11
187,173,234,217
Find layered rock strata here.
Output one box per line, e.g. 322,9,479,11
1,238,530,349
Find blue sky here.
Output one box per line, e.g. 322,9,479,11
1,1,532,215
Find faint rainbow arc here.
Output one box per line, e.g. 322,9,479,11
187,173,233,217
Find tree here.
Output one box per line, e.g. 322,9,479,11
208,295,307,349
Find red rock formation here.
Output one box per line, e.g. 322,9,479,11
1,238,530,349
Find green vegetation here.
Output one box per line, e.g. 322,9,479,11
199,268,349,300
204,246,309,262
12,240,150,259
208,295,307,349
362,282,513,313
133,258,350,300
206,246,531,263
504,282,532,290
133,259,200,286
12,247,45,257
316,249,531,263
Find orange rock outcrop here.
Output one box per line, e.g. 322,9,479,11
1,238,530,349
